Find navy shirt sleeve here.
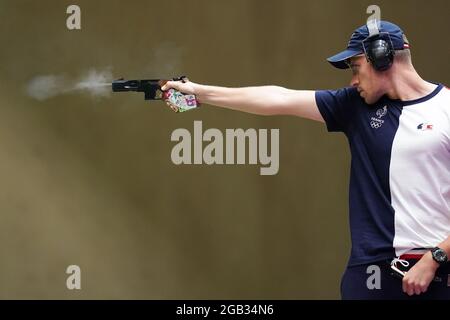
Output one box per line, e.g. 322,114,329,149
315,87,358,133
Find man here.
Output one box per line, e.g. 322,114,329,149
161,20,450,299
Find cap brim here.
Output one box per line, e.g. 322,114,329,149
327,49,363,69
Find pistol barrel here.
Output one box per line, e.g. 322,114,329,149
112,78,165,100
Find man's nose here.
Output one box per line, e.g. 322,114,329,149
350,75,359,88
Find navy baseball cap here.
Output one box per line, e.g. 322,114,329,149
327,20,410,69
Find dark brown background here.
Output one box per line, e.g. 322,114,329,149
0,0,448,299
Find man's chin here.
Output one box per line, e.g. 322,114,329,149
361,94,379,105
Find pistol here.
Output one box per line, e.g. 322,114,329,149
112,76,198,112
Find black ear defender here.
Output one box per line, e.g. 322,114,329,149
362,19,395,71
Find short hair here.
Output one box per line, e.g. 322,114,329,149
394,49,412,65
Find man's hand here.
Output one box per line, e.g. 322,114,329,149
402,252,439,296
161,78,198,95
161,79,199,112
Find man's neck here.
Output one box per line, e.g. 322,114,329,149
385,65,437,101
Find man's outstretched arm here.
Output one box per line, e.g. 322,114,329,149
161,80,325,122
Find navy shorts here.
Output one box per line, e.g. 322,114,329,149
341,258,450,300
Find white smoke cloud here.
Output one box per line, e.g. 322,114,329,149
26,68,113,101
72,68,113,97
26,75,68,101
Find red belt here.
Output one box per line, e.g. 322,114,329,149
400,254,424,260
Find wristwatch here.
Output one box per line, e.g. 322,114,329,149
431,247,448,266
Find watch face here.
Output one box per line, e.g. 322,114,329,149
433,249,447,263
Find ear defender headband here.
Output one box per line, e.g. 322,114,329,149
362,19,395,71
